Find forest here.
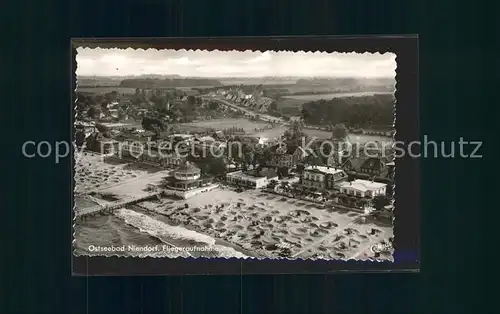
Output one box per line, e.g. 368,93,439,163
300,94,394,129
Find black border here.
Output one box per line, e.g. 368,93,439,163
71,36,419,276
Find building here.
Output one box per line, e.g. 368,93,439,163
118,140,187,167
226,169,278,189
341,156,394,181
359,157,387,177
301,165,348,190
268,144,307,168
166,162,211,191
337,179,387,198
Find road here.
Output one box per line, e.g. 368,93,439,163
201,96,284,123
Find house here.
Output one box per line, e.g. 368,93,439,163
337,179,387,198
359,157,386,177
301,166,348,190
108,109,119,119
340,156,366,173
212,131,225,140
257,137,269,147
106,102,119,109
267,144,307,168
216,89,227,96
86,132,119,154
326,153,343,168
226,168,278,189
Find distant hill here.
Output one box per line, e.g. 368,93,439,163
119,78,223,88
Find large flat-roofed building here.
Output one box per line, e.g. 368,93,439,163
301,166,348,190
226,169,278,189
337,179,387,198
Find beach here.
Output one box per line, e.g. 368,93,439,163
74,151,393,261
138,188,394,260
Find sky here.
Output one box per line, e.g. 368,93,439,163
76,48,396,78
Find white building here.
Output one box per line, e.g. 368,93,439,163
226,170,278,189
302,166,348,190
337,179,387,198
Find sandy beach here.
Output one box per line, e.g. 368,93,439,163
139,188,393,260
74,152,170,195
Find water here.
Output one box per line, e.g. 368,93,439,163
73,196,249,258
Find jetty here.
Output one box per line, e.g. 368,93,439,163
75,191,163,220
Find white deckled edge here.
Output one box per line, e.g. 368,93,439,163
72,45,397,262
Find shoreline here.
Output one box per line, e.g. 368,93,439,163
131,204,262,259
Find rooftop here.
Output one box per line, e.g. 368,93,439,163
227,169,278,180
338,179,387,192
175,161,200,173
304,165,344,175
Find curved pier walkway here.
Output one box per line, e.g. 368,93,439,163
75,192,163,219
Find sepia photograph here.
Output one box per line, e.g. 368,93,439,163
73,47,397,261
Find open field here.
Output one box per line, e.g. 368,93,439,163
140,188,393,260
282,91,393,101
277,92,394,116
78,86,219,96
253,126,392,143
76,86,138,95
182,118,274,133
220,80,296,85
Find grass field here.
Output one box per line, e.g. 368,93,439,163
76,86,138,95
282,92,392,101
77,86,217,96
182,119,272,133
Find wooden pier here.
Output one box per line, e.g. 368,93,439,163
75,191,163,220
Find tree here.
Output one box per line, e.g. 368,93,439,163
95,123,109,133
207,157,227,177
142,116,165,132
332,123,348,140
296,164,305,174
208,101,218,110
86,106,98,119
187,95,196,107
75,130,86,147
277,166,289,178
373,195,390,210
301,108,311,121
269,101,278,112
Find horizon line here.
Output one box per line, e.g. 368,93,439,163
77,74,395,79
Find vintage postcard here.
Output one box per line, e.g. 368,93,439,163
73,45,398,264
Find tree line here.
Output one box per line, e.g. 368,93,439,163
120,78,223,88
300,94,394,128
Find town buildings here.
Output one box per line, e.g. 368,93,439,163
337,179,387,198
301,166,348,190
267,144,307,168
162,161,217,199
119,140,187,167
166,162,209,190
226,168,278,189
340,155,395,182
